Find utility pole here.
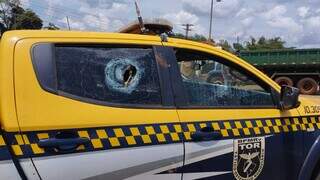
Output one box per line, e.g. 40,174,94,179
182,24,194,39
208,0,214,41
66,16,71,30
208,0,222,42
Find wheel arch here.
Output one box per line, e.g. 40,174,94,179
299,135,320,180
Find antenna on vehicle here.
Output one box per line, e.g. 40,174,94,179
134,0,147,34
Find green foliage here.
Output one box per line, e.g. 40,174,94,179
171,33,185,39
192,34,207,42
12,9,42,29
233,42,245,52
217,39,233,52
0,22,4,34
171,33,207,42
0,0,42,36
44,23,60,30
167,32,291,53
244,36,288,51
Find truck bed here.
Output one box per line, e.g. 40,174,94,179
239,49,320,67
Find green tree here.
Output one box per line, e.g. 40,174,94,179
0,0,42,36
217,39,232,52
191,34,207,42
12,9,42,29
171,33,207,42
43,22,60,30
171,33,185,39
0,22,4,34
267,37,286,49
245,37,258,51
243,36,288,51
171,33,290,52
233,42,245,52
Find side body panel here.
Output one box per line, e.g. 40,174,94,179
174,109,306,180
0,32,41,180
296,97,320,180
0,32,23,180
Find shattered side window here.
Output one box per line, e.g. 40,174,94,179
178,58,274,107
55,46,161,105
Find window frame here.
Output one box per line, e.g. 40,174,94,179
169,48,279,109
31,43,176,109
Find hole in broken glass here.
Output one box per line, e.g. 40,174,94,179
105,58,143,94
123,64,137,87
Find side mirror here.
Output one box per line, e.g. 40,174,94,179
279,85,300,110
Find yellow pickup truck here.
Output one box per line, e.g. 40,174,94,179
0,30,320,180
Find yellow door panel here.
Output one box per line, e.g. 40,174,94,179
14,38,177,131
11,36,184,180
167,42,307,180
298,95,320,116
177,109,299,122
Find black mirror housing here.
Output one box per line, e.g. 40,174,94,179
279,85,300,110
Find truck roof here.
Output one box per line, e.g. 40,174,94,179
0,30,281,99
240,48,320,53
0,30,231,62
1,30,222,51
240,48,320,67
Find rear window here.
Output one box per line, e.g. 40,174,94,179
55,45,162,106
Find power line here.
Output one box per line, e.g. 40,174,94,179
182,24,194,39
21,0,103,20
21,3,101,21
19,1,111,28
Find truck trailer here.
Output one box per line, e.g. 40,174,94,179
239,49,320,95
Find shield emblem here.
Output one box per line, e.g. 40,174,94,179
233,137,265,180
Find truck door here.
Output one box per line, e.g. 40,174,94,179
166,47,305,180
13,39,183,179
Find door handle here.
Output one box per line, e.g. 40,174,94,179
191,127,222,141
38,131,90,153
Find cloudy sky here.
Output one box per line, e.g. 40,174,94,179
21,0,320,48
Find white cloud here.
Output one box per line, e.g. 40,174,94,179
298,6,310,18
163,10,206,35
236,8,250,18
262,5,302,33
24,0,320,47
163,10,199,25
262,5,287,19
20,0,30,8
181,0,240,18
214,0,240,17
58,17,86,30
268,16,302,32
181,0,211,15
241,17,253,27
83,14,105,29
47,1,130,31
304,16,320,28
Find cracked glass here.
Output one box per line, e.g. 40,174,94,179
177,52,274,107
55,46,161,105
